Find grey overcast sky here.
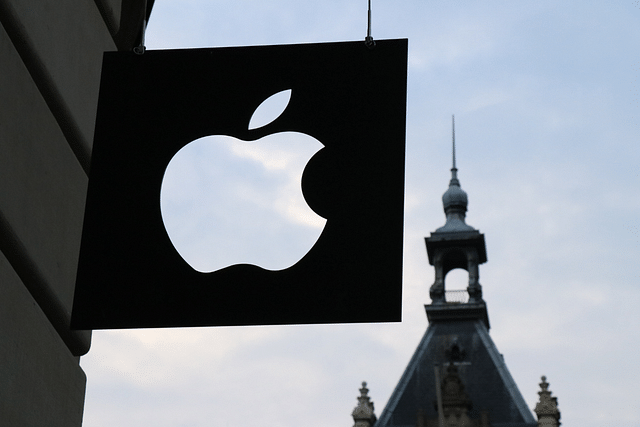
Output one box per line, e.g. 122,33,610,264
80,2,640,426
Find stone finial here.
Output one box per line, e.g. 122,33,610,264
352,382,377,427
534,376,561,427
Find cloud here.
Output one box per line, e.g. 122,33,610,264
408,20,496,72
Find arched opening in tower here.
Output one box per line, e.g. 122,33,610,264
444,268,469,303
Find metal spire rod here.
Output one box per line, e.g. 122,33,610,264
449,114,460,185
452,114,456,170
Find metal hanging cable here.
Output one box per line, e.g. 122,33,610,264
365,0,376,48
134,0,148,54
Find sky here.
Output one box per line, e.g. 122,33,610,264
79,1,640,426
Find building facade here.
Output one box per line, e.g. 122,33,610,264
0,1,152,425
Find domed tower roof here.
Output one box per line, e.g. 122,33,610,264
436,115,475,233
442,173,468,212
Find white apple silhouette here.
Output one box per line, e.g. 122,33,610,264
160,89,326,273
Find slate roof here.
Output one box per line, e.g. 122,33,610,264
374,317,536,427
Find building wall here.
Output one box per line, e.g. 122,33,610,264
0,1,149,425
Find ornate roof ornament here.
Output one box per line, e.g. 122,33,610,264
534,376,561,427
439,363,472,412
352,381,377,427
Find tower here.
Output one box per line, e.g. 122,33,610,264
425,115,488,327
371,117,537,427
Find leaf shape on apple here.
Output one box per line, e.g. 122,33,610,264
248,89,292,130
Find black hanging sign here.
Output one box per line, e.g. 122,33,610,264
71,39,408,329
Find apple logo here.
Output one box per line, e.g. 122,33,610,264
160,89,326,273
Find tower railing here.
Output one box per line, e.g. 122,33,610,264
445,290,469,304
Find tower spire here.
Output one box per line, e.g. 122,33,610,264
452,115,456,169
439,114,470,230
426,117,487,308
450,115,459,186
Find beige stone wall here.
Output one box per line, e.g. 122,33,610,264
0,1,148,425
